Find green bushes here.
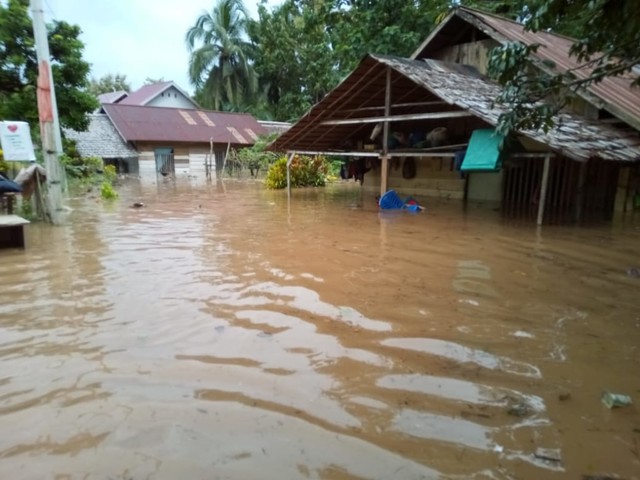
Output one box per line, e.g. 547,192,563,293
100,164,118,200
264,154,330,189
59,153,103,178
226,133,280,177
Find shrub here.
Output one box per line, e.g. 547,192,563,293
227,133,281,177
100,181,118,200
264,154,330,189
103,164,117,183
60,154,103,178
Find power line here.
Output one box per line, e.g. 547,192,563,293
43,0,56,20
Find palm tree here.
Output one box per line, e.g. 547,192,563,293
185,0,256,111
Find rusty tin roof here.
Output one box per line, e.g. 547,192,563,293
270,54,640,163
413,8,640,130
102,104,266,145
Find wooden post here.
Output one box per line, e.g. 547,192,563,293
536,153,552,226
380,155,389,195
623,165,633,213
575,160,588,222
380,67,391,197
286,152,295,198
221,141,231,177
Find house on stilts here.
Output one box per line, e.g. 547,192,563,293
270,7,640,224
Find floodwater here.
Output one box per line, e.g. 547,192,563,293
1,177,639,480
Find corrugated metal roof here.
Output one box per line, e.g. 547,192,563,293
98,91,128,104
259,120,292,135
271,54,640,163
63,114,138,159
415,8,640,130
118,81,173,106
102,104,267,145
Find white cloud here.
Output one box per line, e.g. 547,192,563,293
44,0,280,95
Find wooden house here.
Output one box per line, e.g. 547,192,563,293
69,81,268,176
271,7,640,224
102,103,266,176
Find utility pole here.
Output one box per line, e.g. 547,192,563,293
31,0,64,224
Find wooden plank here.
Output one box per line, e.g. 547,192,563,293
287,150,380,157
341,101,448,113
537,153,552,225
320,110,472,126
0,215,30,226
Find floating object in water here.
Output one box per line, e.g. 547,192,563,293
534,447,562,464
131,202,144,208
378,190,424,212
601,391,632,408
626,266,640,278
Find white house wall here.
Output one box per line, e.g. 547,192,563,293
146,86,197,109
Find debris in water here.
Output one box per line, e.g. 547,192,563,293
534,447,562,463
601,391,632,409
507,402,531,417
492,444,504,453
583,475,627,480
512,330,535,339
558,390,571,402
626,266,640,278
131,202,144,208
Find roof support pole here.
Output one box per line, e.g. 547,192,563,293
286,152,295,199
536,152,552,226
575,160,588,222
380,67,391,197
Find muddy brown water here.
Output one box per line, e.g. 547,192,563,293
1,177,639,479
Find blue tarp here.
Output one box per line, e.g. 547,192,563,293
460,129,504,172
0,174,22,194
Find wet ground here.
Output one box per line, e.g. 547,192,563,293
1,177,639,479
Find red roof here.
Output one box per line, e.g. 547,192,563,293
413,8,640,131
102,104,266,145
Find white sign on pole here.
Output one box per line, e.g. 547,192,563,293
0,121,36,161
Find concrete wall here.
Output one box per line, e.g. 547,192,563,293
146,86,197,109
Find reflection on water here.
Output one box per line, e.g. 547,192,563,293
1,177,639,479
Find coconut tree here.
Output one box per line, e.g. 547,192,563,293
185,0,256,111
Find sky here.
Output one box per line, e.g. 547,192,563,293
44,0,281,95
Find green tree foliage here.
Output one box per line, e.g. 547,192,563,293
487,0,640,135
0,0,98,131
249,0,439,121
331,0,435,70
144,77,166,85
248,1,340,121
88,73,131,96
186,0,256,111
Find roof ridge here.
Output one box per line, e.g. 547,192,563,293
458,6,587,44
104,103,255,116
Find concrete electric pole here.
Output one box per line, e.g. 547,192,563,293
30,0,65,225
